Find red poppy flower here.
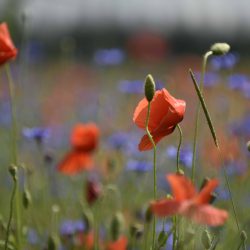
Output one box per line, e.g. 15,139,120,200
0,22,18,65
150,174,228,226
79,231,94,250
106,236,128,250
57,123,99,175
133,88,186,151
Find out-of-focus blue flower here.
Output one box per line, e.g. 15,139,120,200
118,80,164,94
93,48,125,66
210,53,239,70
22,127,50,143
166,145,193,168
230,115,250,138
215,187,230,200
60,220,85,236
225,160,247,176
106,131,141,157
126,159,152,172
27,228,39,245
194,72,220,88
227,74,250,91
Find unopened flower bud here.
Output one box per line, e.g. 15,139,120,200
246,141,250,152
201,230,212,249
48,235,59,250
144,74,155,102
145,206,153,223
130,223,143,239
82,209,94,233
240,230,247,242
110,212,124,241
176,169,184,176
86,180,102,206
210,43,230,55
8,165,18,180
22,189,32,209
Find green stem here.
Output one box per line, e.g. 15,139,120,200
172,216,177,250
145,101,157,248
191,51,213,183
4,177,17,250
176,125,183,173
5,64,21,250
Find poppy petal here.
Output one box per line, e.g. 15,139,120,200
106,236,128,250
57,151,93,175
167,174,196,201
195,179,218,205
138,127,175,151
185,205,228,226
150,198,181,217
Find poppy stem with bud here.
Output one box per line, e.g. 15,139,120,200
5,64,21,250
176,124,183,174
191,50,213,183
144,74,157,248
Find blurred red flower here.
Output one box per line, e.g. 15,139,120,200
133,88,186,151
0,22,17,65
151,174,228,226
106,236,128,250
58,123,99,175
80,231,94,250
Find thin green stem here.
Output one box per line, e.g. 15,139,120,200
176,125,183,173
172,216,177,250
4,177,17,250
145,101,157,248
191,51,213,183
222,166,240,232
5,64,21,250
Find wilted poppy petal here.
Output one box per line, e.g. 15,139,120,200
57,151,93,175
184,204,228,226
150,198,181,217
195,179,218,205
167,174,196,201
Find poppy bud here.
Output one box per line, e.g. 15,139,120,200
48,235,59,250
210,43,230,55
144,74,155,102
200,177,210,190
86,180,102,206
130,223,143,239
22,189,32,209
8,165,18,180
82,209,94,233
110,212,125,241
176,169,184,176
201,230,212,249
145,206,153,223
246,141,250,152
240,230,247,242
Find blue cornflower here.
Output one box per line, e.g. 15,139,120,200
60,220,85,236
227,74,249,91
194,72,219,88
27,228,39,245
215,187,230,201
93,48,125,66
230,115,250,138
118,80,164,94
166,145,193,168
106,131,141,157
126,159,152,172
210,53,239,70
22,127,50,144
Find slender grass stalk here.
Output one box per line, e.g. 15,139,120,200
4,172,17,250
145,101,157,248
172,216,177,250
191,51,213,183
5,64,21,250
176,124,183,173
189,68,241,235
